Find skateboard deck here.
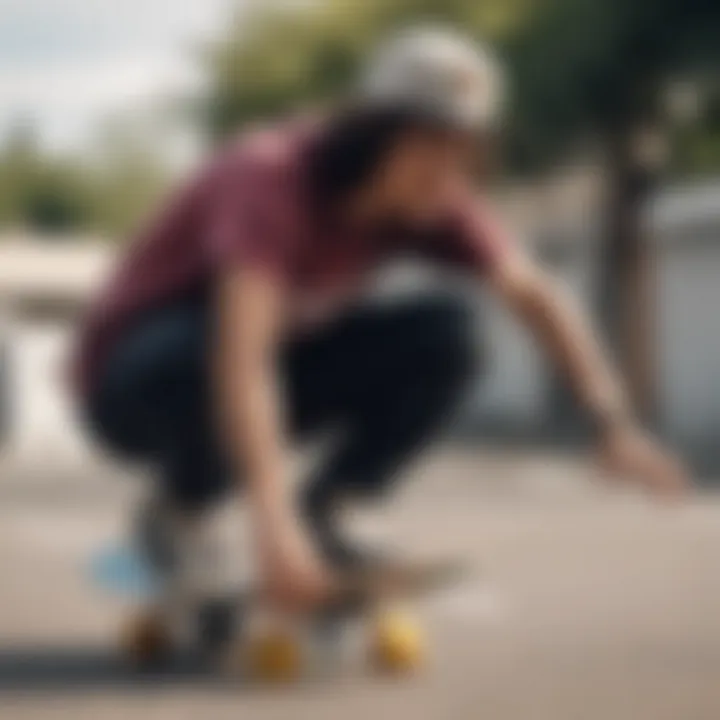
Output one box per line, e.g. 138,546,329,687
90,542,473,607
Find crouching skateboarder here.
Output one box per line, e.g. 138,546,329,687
72,27,687,667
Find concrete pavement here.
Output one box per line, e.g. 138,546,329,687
1,449,719,719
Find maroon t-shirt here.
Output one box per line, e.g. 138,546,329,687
73,116,509,396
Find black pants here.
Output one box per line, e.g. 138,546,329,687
87,291,479,513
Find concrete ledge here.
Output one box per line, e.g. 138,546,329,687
0,239,114,319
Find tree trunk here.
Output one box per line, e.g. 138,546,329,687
597,129,659,424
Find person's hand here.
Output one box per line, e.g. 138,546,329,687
255,506,335,612
596,422,689,501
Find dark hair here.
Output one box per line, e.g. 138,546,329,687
306,104,454,212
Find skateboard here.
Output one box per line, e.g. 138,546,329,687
90,543,473,680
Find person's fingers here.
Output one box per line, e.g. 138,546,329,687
662,458,689,499
642,446,688,500
653,446,686,485
667,454,689,488
596,429,690,503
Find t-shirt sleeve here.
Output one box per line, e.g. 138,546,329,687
411,194,513,275
205,149,293,276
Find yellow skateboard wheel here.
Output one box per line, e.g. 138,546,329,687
246,630,303,682
369,609,425,674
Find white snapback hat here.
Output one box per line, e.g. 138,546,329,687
360,26,505,131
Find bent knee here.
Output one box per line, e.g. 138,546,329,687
405,294,481,378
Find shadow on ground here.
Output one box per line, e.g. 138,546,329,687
0,646,250,693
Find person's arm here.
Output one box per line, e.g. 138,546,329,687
490,249,630,427
215,265,332,608
488,246,688,498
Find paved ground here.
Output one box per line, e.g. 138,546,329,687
1,448,720,720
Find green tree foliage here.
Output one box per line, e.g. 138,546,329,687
84,118,173,237
24,164,90,232
0,120,171,239
506,0,720,172
673,84,720,177
0,126,91,234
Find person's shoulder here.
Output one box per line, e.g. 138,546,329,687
217,114,318,181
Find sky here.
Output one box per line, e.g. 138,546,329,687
0,0,240,152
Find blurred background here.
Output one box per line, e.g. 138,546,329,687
1,1,720,717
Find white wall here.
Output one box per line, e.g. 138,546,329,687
4,321,93,464
658,241,720,444
471,286,548,426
